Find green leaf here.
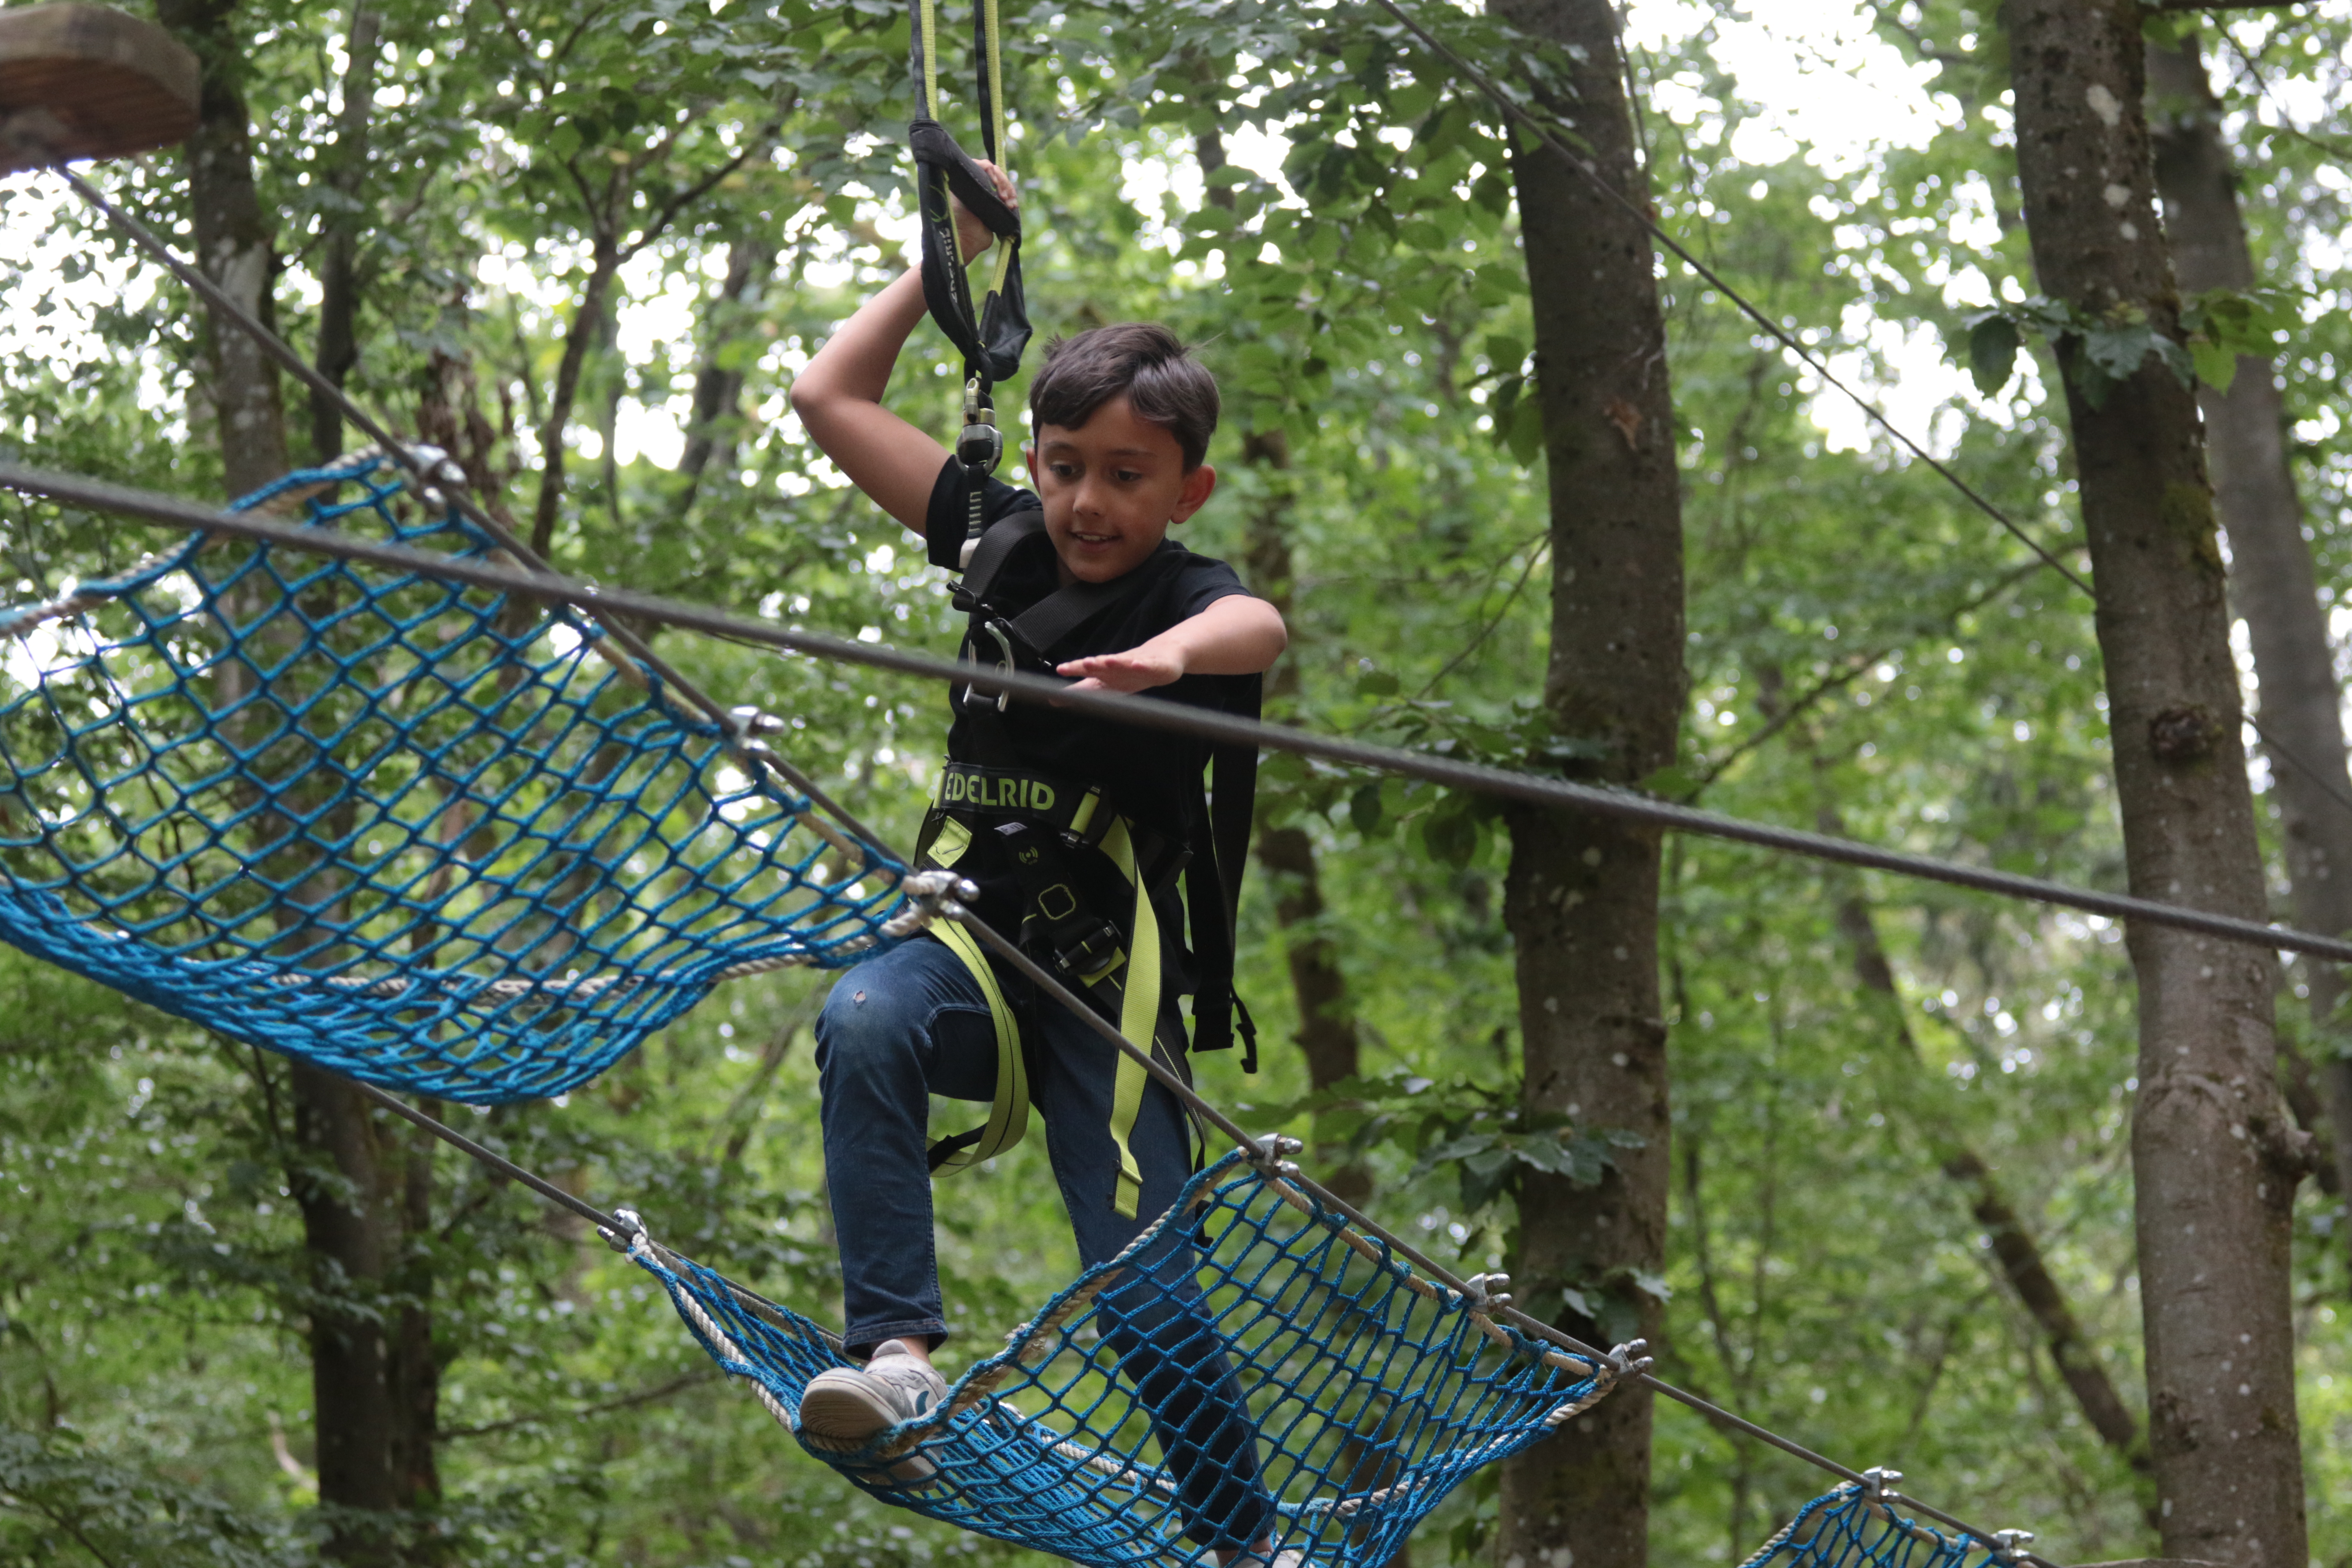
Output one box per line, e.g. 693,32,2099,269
1506,393,1546,467
1348,781,1386,837
1965,313,2021,397
2190,339,2239,395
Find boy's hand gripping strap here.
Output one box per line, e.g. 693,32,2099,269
910,0,1031,567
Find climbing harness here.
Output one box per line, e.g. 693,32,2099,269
912,503,1263,1212
910,0,1031,569
0,453,936,1103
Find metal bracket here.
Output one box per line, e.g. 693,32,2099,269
400,444,467,508
1247,1133,1303,1178
597,1204,647,1254
1460,1272,1514,1312
1601,1337,1654,1378
1989,1530,2036,1564
1859,1466,1902,1501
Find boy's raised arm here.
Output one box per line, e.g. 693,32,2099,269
787,269,945,536
789,165,1016,539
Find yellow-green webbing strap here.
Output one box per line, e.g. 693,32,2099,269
913,0,941,121
1097,818,1162,1221
911,0,968,270
927,919,1029,1171
916,810,1027,1173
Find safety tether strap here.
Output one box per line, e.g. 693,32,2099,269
916,780,1025,1175
911,0,1031,570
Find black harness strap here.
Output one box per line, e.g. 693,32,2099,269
1185,692,1262,1068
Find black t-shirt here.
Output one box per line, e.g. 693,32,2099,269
924,458,1260,947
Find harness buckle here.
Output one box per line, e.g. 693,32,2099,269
1050,916,1124,980
956,621,1016,714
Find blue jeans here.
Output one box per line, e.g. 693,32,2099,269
813,934,1274,1546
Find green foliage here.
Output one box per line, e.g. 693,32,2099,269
3,0,2352,1564
1959,286,2299,407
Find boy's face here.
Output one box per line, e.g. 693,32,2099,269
1025,393,1218,585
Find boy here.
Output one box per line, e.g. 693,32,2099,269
786,167,1290,1560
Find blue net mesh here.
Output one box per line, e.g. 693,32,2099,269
1738,1485,2007,1568
631,1147,1622,1568
0,454,912,1103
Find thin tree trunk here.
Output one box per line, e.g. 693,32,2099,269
672,239,777,527
1763,663,2152,1482
1830,844,2149,1469
310,3,380,462
2004,7,2308,1564
1235,428,1370,1201
290,1060,403,1549
1195,129,1371,1201
1488,4,1684,1566
531,224,622,555
2149,32,2352,1230
159,0,288,497
161,12,436,1555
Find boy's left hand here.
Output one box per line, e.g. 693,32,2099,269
1056,647,1184,694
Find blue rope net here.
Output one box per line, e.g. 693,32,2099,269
1738,1484,2009,1568
630,1146,1624,1568
0,454,913,1103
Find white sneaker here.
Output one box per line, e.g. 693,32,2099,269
799,1344,949,1483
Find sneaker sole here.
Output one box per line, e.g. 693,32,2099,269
798,1379,940,1485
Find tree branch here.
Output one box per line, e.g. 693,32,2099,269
439,1371,719,1438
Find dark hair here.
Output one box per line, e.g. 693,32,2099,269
1028,323,1220,470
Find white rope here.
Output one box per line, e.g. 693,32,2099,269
628,1232,801,1434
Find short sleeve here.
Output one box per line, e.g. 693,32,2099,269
1163,548,1255,622
924,456,1043,569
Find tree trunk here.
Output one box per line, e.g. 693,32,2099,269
159,0,287,496
309,3,379,462
289,1062,402,1545
531,227,622,555
2148,30,2352,1234
1234,428,1371,1202
1194,130,1372,1202
162,11,438,1555
671,239,778,527
2004,7,2308,1564
1488,4,1684,1567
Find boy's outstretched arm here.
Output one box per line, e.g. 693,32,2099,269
1057,596,1289,694
789,165,1015,537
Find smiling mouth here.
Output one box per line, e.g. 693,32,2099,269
1070,530,1118,545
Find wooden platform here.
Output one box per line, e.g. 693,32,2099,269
0,3,198,172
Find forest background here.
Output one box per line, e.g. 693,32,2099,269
2,0,2350,1564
